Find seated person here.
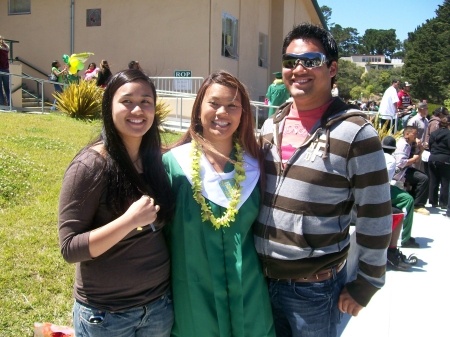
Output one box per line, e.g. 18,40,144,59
383,135,420,249
388,209,413,270
393,126,430,216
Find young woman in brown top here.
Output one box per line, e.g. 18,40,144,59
58,69,174,337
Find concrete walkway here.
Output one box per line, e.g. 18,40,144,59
339,203,450,336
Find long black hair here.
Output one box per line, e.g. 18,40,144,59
91,69,174,223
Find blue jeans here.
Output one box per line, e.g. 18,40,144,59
269,264,347,337
0,68,11,106
51,83,63,110
73,290,173,337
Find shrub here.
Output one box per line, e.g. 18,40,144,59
371,113,403,140
155,100,171,131
54,80,103,120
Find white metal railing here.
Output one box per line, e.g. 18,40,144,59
0,72,278,131
156,88,275,132
150,77,205,95
0,70,63,112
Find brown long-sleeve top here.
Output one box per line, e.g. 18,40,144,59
58,148,170,311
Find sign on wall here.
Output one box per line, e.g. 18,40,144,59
173,70,192,91
87,9,101,27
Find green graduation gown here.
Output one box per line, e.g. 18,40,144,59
163,149,275,337
266,80,290,117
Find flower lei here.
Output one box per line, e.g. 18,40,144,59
190,139,246,229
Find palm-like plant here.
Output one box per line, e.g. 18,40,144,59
371,113,403,141
155,100,171,132
54,80,103,120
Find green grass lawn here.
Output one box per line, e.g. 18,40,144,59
0,111,181,335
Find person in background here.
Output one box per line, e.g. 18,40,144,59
58,69,175,337
331,82,339,97
428,116,450,215
0,35,11,106
401,104,416,130
96,60,112,88
67,71,81,85
265,71,290,117
50,60,68,111
393,125,430,217
368,101,378,112
397,81,414,123
379,79,400,131
382,135,419,252
128,60,143,71
256,23,392,337
408,102,429,172
163,70,275,337
423,106,449,178
84,62,99,81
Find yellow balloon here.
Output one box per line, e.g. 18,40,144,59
69,64,78,74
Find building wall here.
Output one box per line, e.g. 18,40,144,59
0,0,323,103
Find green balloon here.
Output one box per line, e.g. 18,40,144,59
76,62,85,70
62,54,70,65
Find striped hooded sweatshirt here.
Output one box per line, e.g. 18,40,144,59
255,99,392,307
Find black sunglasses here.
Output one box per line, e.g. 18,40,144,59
282,52,328,69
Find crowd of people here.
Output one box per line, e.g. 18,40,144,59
373,74,450,271
53,23,446,337
49,58,143,109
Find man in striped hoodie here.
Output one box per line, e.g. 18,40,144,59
255,23,392,337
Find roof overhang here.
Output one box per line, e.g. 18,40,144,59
311,0,328,30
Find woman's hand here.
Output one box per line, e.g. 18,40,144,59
124,195,160,230
88,195,160,258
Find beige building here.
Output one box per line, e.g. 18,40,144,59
1,0,325,105
341,54,404,72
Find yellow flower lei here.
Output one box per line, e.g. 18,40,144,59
190,139,246,229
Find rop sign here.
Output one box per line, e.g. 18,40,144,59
174,70,191,77
173,70,192,91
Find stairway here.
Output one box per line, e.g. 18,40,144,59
21,84,52,112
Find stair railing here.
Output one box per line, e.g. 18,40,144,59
0,70,61,113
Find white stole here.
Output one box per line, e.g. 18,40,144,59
170,142,260,210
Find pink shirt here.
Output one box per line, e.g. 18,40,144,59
281,100,333,164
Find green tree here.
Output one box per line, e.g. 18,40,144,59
330,24,361,57
403,0,450,103
360,29,400,60
350,85,365,100
320,5,333,28
391,41,406,59
335,59,364,100
362,69,403,95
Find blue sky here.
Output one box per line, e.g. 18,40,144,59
317,0,444,42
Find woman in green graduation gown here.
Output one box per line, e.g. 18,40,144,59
163,70,275,337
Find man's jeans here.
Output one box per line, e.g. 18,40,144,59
73,290,173,337
269,264,347,337
0,68,11,106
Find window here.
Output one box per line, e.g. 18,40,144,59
258,33,268,67
222,12,239,59
9,0,30,14
362,58,366,62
